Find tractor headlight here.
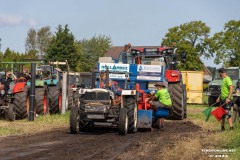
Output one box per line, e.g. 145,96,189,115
1,90,5,95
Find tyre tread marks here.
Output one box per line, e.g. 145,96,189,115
73,90,79,107
68,88,74,110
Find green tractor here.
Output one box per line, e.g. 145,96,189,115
207,67,240,106
29,61,68,115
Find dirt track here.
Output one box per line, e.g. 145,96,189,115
0,120,213,160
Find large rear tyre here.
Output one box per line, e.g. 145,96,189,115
124,96,137,133
48,85,61,114
168,82,184,120
35,88,47,115
118,108,128,135
70,106,80,134
13,86,29,119
6,103,16,121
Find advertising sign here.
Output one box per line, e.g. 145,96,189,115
99,63,130,79
137,65,162,80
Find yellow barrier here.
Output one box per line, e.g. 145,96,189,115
181,71,204,104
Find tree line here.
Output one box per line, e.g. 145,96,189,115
0,20,239,72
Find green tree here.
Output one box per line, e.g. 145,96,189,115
25,28,37,52
46,24,79,71
25,26,52,59
162,21,211,70
207,20,240,67
77,35,112,72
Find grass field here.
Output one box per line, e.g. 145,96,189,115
188,104,240,159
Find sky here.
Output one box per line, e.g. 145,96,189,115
0,0,240,68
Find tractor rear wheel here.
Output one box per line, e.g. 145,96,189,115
124,96,137,133
35,88,47,115
13,86,29,119
6,103,16,121
70,105,80,134
48,85,61,114
118,108,128,135
168,82,184,120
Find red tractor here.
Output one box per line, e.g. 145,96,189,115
112,44,187,121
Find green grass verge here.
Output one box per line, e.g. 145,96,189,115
188,105,239,159
0,127,22,136
0,111,70,137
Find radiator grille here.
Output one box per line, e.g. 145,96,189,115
85,92,110,101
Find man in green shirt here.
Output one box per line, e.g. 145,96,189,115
148,82,172,110
216,68,234,130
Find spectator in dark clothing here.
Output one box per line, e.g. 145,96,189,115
18,68,31,81
0,71,17,93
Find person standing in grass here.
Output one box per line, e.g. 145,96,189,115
216,68,234,131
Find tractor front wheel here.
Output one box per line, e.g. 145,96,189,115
6,103,16,121
70,106,80,134
118,108,128,135
68,88,74,110
73,91,79,108
124,96,137,133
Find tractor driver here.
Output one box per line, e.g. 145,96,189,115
99,72,116,91
148,82,172,110
0,71,17,94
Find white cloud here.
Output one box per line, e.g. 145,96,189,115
0,13,24,27
29,19,38,27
